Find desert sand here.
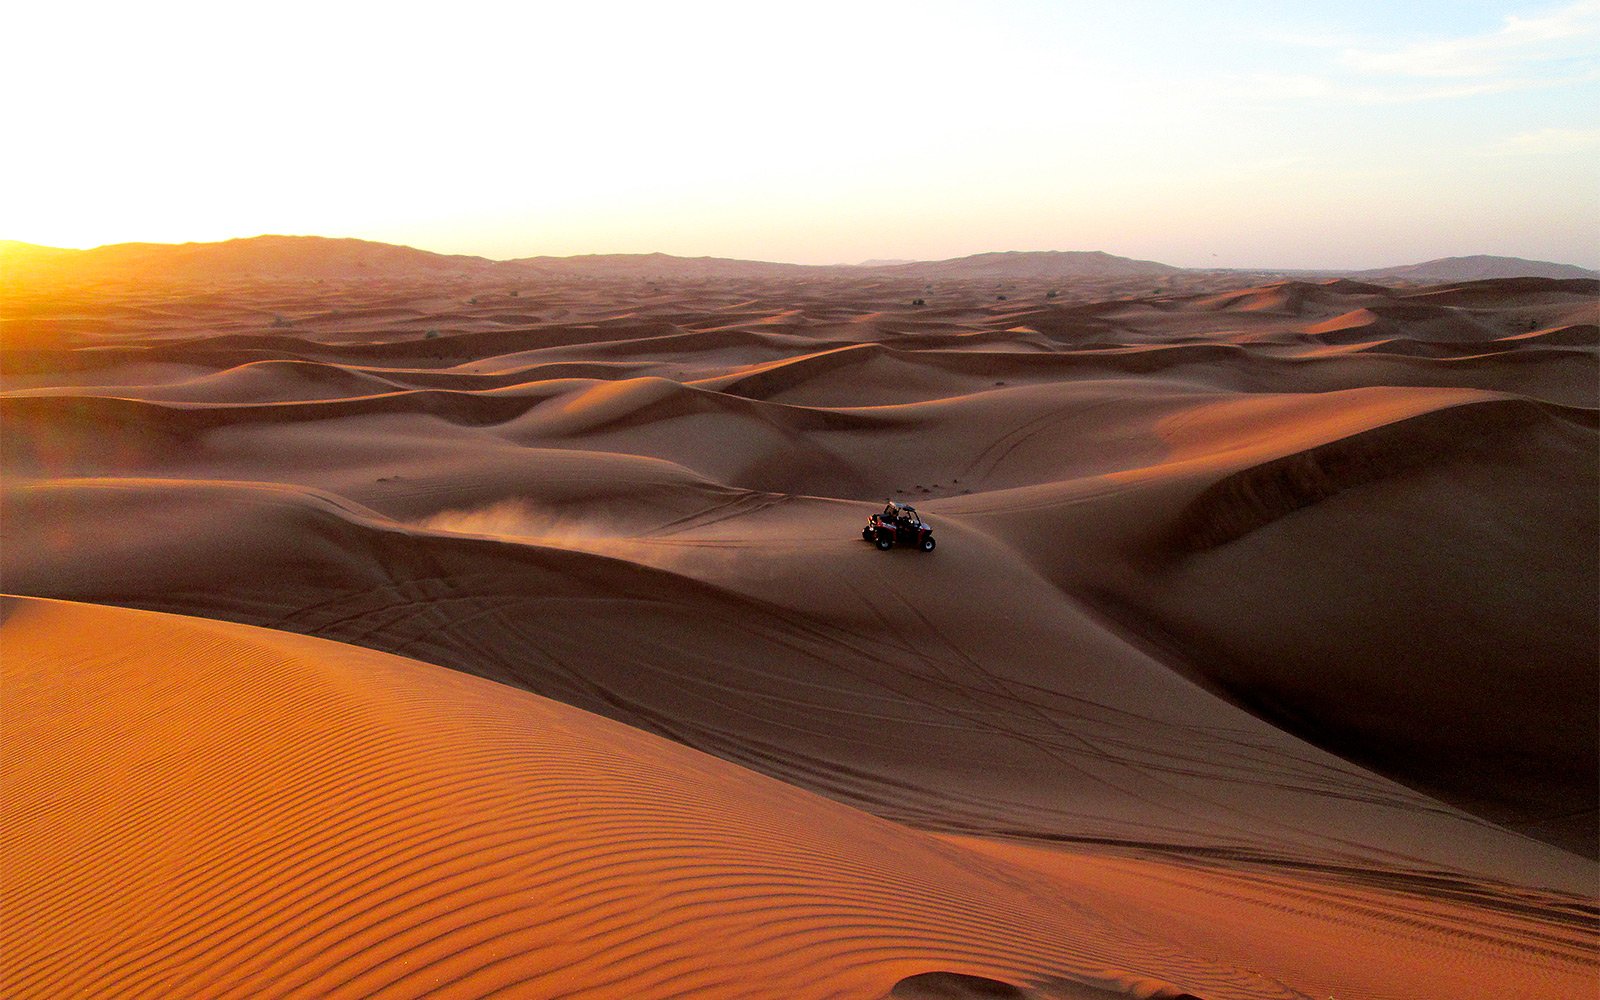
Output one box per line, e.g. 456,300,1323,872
2,242,1597,998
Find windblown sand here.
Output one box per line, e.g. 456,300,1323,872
3,268,1596,998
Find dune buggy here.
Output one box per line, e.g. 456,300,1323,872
862,502,935,552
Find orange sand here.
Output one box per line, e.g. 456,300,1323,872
2,241,1596,998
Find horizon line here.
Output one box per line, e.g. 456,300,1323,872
3,232,1595,275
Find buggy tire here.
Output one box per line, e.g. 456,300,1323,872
920,536,936,552
875,535,894,551
863,527,873,541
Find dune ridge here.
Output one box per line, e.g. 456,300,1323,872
1168,394,1593,550
5,597,1595,1000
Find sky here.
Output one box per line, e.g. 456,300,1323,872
7,0,1599,268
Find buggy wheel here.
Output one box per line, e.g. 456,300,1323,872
875,535,894,551
920,536,936,552
863,527,873,541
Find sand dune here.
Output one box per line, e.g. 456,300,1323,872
5,597,1594,999
2,264,1596,997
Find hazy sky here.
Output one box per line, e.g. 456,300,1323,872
9,1,1599,267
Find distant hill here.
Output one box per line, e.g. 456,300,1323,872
507,250,1184,281
1,238,1184,287
2,235,502,285
0,240,78,260
878,250,1183,281
1346,255,1597,283
1,238,828,286
5,236,1592,288
507,252,822,279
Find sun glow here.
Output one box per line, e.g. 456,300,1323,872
7,0,1598,267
